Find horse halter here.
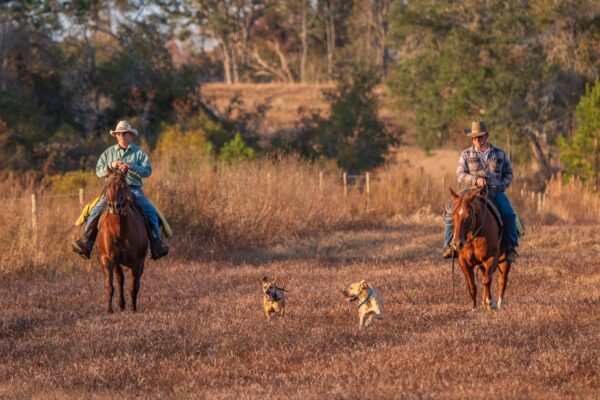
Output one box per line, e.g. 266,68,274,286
106,175,131,216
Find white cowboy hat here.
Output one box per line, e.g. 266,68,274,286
110,120,139,137
463,120,492,137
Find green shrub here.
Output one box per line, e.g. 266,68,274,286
49,171,96,195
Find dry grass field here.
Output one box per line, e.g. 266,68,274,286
2,145,599,398
1,218,599,399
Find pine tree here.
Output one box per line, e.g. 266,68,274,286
559,77,600,190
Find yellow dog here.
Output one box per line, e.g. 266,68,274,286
342,280,384,329
262,276,286,321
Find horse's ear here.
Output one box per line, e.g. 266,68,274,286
449,188,459,199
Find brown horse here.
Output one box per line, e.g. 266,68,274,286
449,188,511,310
97,169,148,313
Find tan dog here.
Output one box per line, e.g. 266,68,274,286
342,280,384,329
262,276,286,321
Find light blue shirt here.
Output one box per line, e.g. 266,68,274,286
96,143,152,187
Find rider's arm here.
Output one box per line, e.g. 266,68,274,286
456,152,478,186
96,149,110,179
499,151,513,191
128,149,152,178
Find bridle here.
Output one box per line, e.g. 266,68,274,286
106,173,131,216
454,186,489,248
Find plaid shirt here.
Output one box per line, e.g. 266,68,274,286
456,144,513,191
96,143,152,187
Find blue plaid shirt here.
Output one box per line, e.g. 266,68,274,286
456,144,513,191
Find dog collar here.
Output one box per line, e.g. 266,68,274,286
357,289,373,309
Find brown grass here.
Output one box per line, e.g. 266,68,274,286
1,149,600,397
2,150,600,275
1,221,598,398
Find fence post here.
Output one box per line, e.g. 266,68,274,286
319,171,324,193
79,187,85,206
366,172,370,213
343,172,348,197
31,193,37,230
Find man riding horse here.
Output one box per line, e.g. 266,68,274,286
72,120,169,260
443,121,518,262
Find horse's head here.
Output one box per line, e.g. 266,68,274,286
449,188,481,251
106,168,131,216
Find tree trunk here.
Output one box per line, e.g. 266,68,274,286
325,2,335,81
525,129,550,176
300,0,308,83
221,43,233,84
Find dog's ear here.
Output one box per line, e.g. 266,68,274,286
272,276,277,284
262,276,269,283
359,280,368,290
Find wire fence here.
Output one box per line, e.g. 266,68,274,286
0,172,556,230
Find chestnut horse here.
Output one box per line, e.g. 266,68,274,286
449,188,511,310
97,169,148,313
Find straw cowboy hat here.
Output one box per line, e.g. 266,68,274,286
463,120,492,137
110,120,139,137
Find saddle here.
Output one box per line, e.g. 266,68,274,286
75,195,173,238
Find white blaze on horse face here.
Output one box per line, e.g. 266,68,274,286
458,207,464,216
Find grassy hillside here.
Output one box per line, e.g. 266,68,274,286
201,83,405,137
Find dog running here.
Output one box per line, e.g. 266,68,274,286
342,280,384,329
262,276,286,321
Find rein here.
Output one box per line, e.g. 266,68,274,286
465,196,489,245
106,173,132,216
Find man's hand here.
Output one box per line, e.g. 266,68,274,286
476,177,487,187
118,163,130,173
111,160,121,169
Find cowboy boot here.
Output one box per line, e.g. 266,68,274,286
149,231,169,260
506,247,518,263
442,247,457,259
72,215,99,259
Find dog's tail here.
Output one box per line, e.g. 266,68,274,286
275,277,287,291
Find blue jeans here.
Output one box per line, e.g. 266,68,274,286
444,191,518,248
87,186,160,238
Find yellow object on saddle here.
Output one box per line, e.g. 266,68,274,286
75,196,173,238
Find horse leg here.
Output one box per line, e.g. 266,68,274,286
458,258,477,310
129,267,141,312
481,258,498,310
101,258,114,314
498,259,511,308
115,265,125,311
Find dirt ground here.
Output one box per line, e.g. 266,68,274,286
1,221,598,399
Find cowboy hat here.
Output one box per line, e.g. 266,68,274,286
463,120,491,137
110,120,138,137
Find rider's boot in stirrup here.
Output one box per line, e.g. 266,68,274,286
506,247,518,263
149,230,169,260
72,215,99,259
442,247,457,259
